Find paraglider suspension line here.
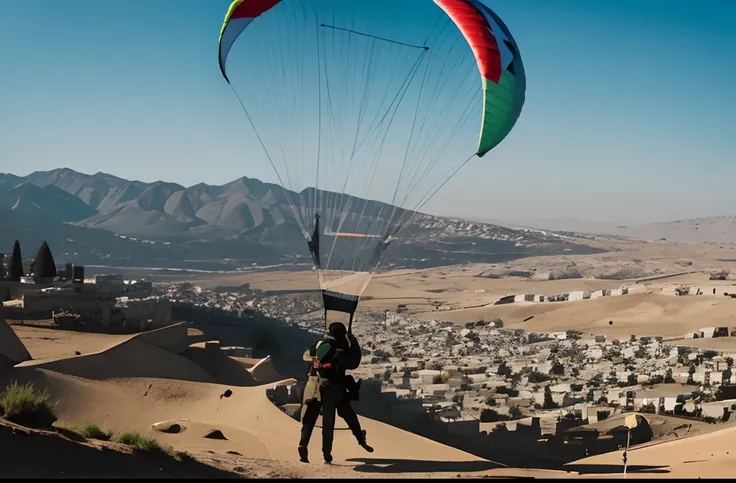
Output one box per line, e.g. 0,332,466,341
228,84,308,236
383,153,478,246
320,24,429,51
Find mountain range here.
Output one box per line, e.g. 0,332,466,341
0,168,606,271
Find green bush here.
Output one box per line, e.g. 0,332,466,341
114,431,169,454
82,423,112,440
62,422,113,441
0,381,57,428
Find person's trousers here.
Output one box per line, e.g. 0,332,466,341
299,385,363,454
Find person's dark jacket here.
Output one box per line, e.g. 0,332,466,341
306,332,361,387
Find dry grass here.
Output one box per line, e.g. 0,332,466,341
0,381,57,429
58,422,113,441
113,431,183,459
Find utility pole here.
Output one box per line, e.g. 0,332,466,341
622,428,631,478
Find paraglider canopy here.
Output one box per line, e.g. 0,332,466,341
218,0,526,329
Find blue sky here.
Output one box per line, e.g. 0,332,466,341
1,0,735,224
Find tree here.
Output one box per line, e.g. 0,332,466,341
528,371,551,384
550,361,565,376
627,373,638,386
665,368,675,384
509,405,523,419
497,361,512,377
589,373,604,388
8,240,23,282
723,369,732,383
566,330,582,341
32,241,56,280
510,372,522,387
496,386,519,397
640,403,656,414
480,409,505,423
543,386,558,409
644,375,664,386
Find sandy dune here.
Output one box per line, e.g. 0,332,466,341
1,322,528,478
1,315,735,478
11,323,128,360
3,367,506,476
570,424,736,478
0,417,239,479
437,292,736,339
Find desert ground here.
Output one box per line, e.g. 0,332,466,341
1,321,568,478
4,238,736,477
4,320,736,479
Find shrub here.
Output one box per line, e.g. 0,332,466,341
479,408,507,423
497,362,512,377
566,330,582,341
550,362,565,376
0,381,57,428
640,403,657,414
496,386,519,397
528,371,551,384
114,431,168,454
77,423,113,441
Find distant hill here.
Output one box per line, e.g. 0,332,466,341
0,168,604,270
614,216,736,244
474,214,736,245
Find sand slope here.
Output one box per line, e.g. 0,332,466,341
5,368,499,474
10,323,127,360
8,318,736,478
182,342,257,386
1,326,507,477
248,355,284,384
0,417,240,478
430,292,736,339
16,338,216,383
570,424,736,478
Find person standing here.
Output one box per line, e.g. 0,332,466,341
298,322,373,463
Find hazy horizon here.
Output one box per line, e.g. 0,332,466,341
2,0,735,225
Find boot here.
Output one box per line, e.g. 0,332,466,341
298,445,309,463
357,429,374,453
323,451,333,464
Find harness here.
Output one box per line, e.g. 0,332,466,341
313,360,333,370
